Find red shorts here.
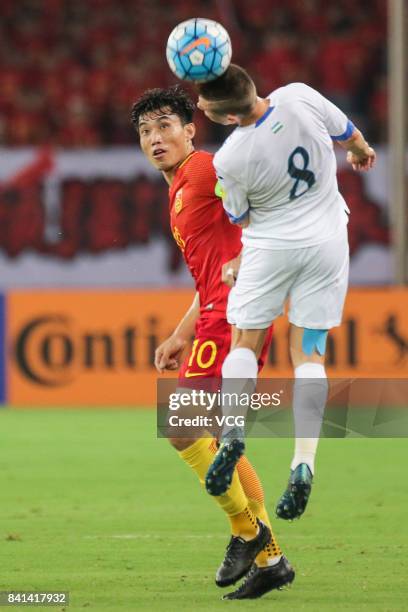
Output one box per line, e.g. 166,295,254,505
178,316,273,388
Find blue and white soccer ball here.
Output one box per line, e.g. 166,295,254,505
166,18,232,83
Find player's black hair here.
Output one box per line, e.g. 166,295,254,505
131,85,195,133
197,63,256,116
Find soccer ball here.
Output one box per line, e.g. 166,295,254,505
166,18,232,83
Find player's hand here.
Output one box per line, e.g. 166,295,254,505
222,254,241,288
346,147,376,172
154,335,187,374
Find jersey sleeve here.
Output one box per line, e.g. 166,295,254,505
186,153,218,199
299,83,356,141
213,163,249,224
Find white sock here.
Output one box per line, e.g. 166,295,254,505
291,362,328,475
266,554,282,567
220,347,258,439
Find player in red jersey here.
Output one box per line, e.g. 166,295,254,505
131,86,292,599
167,148,245,382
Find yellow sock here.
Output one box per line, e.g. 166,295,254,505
178,438,258,540
229,505,259,540
250,500,282,566
237,454,265,504
237,455,282,566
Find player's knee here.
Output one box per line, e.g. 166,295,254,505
231,329,268,358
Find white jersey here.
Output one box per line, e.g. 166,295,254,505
213,83,354,249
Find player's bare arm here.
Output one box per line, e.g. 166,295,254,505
338,128,376,172
154,292,200,373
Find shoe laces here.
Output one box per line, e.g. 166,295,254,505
224,535,247,565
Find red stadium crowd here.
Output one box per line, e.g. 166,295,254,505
0,0,389,265
0,0,387,147
0,169,389,267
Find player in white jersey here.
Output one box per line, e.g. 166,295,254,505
195,65,376,536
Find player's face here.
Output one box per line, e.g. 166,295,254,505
197,96,238,125
138,109,195,172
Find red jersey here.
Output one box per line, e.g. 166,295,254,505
169,150,242,316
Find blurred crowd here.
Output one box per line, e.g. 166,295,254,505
0,165,389,267
0,0,387,147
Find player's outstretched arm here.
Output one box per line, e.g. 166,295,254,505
337,128,376,172
154,292,200,373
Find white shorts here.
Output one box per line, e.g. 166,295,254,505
227,227,349,330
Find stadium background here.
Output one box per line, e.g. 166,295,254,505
0,0,405,406
1,2,407,611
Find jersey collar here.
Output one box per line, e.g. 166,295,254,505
237,102,275,131
170,150,196,189
255,105,274,127
178,151,196,170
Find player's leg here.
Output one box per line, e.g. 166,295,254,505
167,434,270,586
170,325,271,586
205,326,269,496
206,245,291,497
236,455,282,564
169,432,257,539
217,326,286,570
275,325,327,520
200,247,295,595
222,453,294,600
202,326,296,593
276,227,349,520
217,342,294,598
290,324,327,474
234,325,283,568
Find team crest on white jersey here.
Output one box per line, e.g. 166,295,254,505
271,120,284,134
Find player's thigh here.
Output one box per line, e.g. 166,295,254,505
289,228,349,330
178,318,231,381
227,246,296,330
173,324,231,443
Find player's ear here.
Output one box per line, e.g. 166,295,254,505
226,114,240,125
185,122,196,141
